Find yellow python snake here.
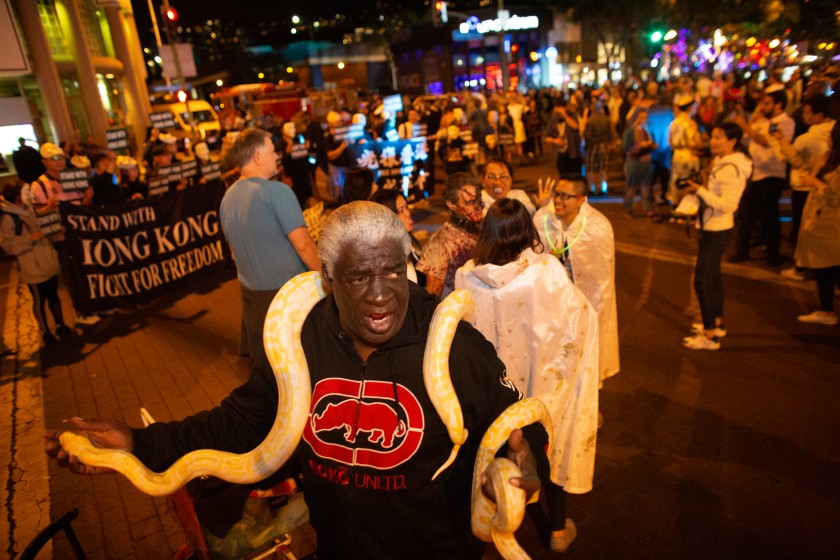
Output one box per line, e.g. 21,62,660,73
60,276,550,558
58,271,326,496
424,289,553,560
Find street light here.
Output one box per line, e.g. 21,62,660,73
650,30,663,43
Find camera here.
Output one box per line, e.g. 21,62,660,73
676,172,702,190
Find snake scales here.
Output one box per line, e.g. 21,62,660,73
60,274,551,559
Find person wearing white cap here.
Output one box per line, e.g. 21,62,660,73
117,156,147,200
668,94,701,202
25,142,98,325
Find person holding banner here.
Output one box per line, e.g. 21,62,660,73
278,122,313,208
148,144,188,196
24,143,98,326
90,154,126,207
325,112,351,201
398,109,423,140
220,129,321,372
117,157,147,200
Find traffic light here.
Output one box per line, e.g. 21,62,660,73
160,5,178,26
432,1,447,27
650,30,663,43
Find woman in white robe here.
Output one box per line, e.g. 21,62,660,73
455,198,599,553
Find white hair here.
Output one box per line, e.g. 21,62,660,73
318,201,410,277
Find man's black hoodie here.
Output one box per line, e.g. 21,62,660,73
134,283,548,559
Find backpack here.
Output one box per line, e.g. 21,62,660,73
0,211,24,261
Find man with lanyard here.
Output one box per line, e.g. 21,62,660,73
533,174,620,388
730,90,795,267
25,142,98,325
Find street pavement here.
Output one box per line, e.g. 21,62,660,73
1,151,839,559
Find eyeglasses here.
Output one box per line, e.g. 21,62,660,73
458,189,484,208
484,174,511,182
553,192,583,202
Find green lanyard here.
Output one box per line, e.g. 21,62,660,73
542,213,588,257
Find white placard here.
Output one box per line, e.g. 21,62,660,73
159,43,197,79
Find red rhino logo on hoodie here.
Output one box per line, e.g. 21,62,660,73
303,378,425,469
313,401,407,448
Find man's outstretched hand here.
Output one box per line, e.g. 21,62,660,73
44,416,133,476
481,428,542,502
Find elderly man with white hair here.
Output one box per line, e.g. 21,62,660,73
46,201,549,560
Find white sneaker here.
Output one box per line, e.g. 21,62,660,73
549,518,577,553
690,323,727,338
797,311,838,326
780,268,806,281
75,314,101,325
682,333,720,351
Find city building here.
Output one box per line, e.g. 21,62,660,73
0,0,149,177
390,4,596,95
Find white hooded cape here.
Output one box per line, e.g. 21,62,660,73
533,201,619,384
455,249,599,492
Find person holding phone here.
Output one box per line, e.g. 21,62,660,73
729,90,794,267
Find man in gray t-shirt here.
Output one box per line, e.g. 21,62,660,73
220,129,320,370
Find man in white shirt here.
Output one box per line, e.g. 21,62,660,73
533,174,619,384
773,94,835,279
730,90,795,267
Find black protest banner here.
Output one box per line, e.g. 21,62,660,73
347,138,430,192
61,181,227,314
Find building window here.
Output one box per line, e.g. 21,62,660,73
36,0,68,56
78,0,108,57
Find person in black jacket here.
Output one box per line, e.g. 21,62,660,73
90,153,126,206
45,201,549,560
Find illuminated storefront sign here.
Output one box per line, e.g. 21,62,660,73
459,15,539,35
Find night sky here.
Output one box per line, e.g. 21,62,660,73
131,0,429,33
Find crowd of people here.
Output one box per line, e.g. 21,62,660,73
13,59,840,558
